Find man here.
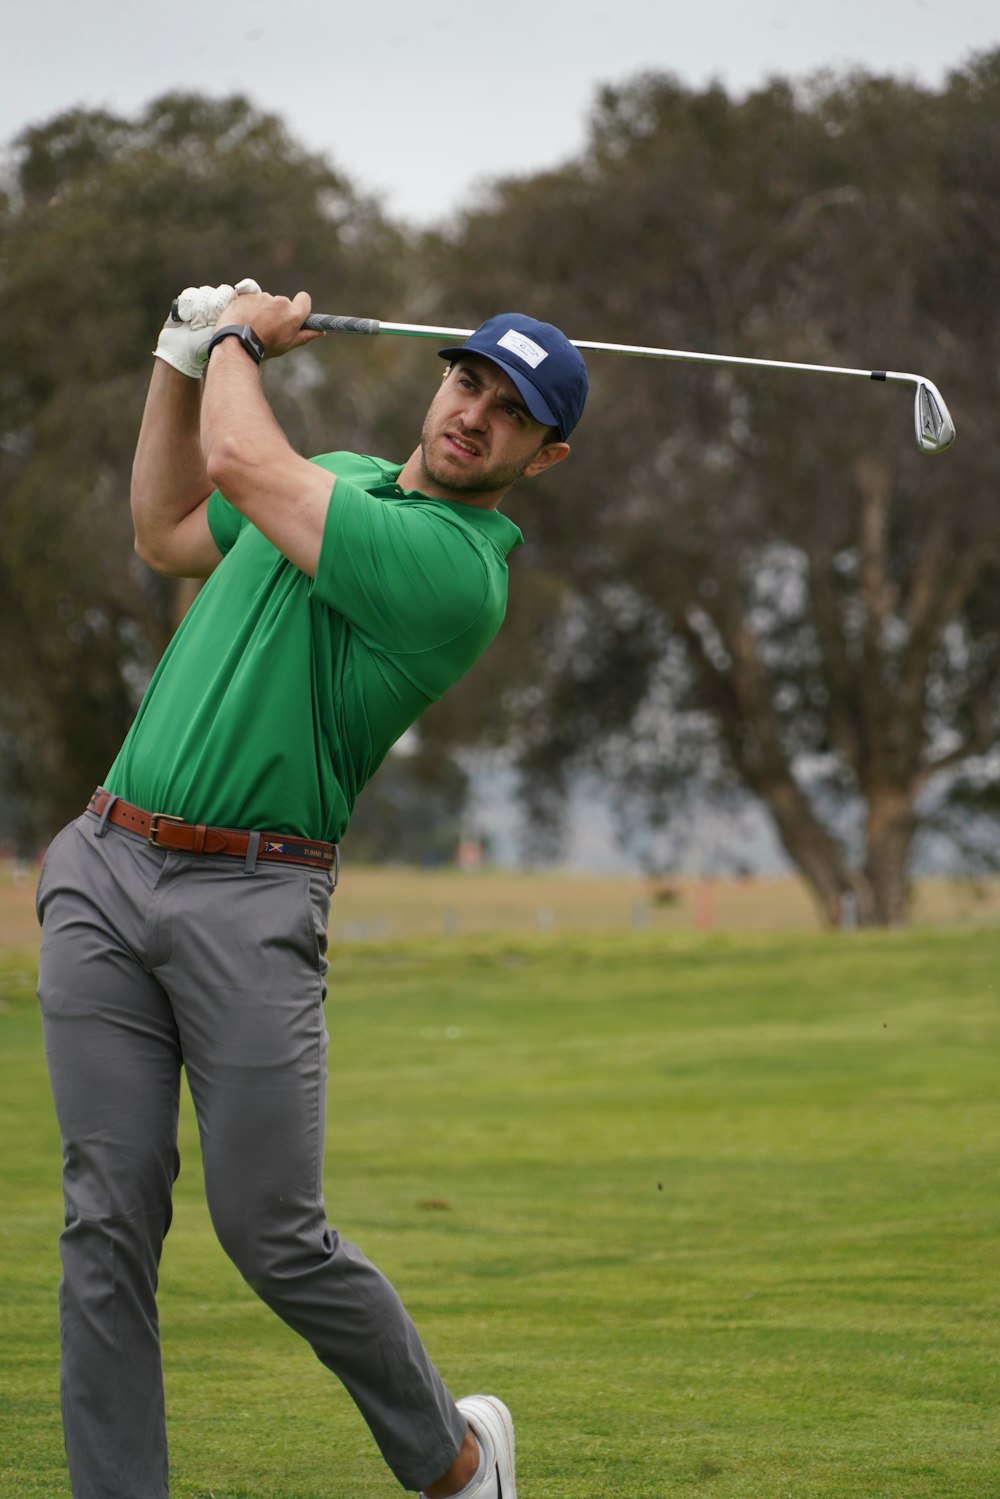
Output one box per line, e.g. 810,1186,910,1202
35,278,588,1499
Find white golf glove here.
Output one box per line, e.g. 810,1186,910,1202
153,277,262,378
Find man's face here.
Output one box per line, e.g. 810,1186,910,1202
414,355,568,506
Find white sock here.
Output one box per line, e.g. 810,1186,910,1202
421,1432,495,1499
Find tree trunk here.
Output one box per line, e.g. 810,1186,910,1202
759,780,859,929
860,786,917,926
756,775,918,929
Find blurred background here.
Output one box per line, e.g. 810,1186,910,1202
3,0,999,928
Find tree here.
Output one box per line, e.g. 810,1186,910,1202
416,55,1000,925
0,94,414,848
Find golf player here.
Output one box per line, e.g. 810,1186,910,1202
35,279,588,1499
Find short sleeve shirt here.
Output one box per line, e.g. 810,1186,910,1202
104,453,523,841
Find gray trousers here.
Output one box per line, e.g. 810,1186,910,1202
36,809,467,1498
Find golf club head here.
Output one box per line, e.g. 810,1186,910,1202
915,379,956,453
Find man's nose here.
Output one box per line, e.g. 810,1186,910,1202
460,393,491,429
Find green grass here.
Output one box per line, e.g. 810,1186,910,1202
1,929,998,1497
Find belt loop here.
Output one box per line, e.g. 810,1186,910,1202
243,829,261,875
95,793,118,838
332,843,340,891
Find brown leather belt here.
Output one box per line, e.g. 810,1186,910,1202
87,789,338,875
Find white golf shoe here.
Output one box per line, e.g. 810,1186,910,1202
456,1394,516,1499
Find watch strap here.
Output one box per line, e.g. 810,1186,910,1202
206,324,266,366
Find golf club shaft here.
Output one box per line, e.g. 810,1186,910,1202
301,314,956,452
306,313,901,384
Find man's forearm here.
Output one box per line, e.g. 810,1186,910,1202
200,333,334,578
131,360,218,575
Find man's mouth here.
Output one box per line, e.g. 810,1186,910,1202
444,432,481,459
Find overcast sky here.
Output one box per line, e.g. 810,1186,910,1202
6,0,999,223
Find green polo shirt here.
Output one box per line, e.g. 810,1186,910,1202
104,453,523,842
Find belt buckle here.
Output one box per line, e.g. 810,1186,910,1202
148,812,184,847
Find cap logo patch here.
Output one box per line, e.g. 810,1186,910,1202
497,328,548,368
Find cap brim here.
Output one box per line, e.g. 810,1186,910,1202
438,344,560,433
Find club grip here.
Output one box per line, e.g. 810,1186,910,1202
303,314,381,335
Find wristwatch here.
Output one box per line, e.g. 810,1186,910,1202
206,324,266,366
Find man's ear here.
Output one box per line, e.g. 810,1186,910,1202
523,440,571,480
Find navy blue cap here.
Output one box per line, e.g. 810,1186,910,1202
437,312,589,440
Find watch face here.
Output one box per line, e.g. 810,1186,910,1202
244,327,266,362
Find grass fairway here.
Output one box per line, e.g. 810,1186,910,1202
1,928,998,1498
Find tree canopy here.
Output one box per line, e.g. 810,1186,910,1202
0,93,411,844
417,54,999,924
2,59,998,922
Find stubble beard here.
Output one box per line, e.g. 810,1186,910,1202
417,419,539,501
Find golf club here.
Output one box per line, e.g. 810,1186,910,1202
301,313,957,454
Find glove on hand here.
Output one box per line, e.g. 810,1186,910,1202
153,277,262,378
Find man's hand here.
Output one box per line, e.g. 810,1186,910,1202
154,277,262,379
211,289,323,360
